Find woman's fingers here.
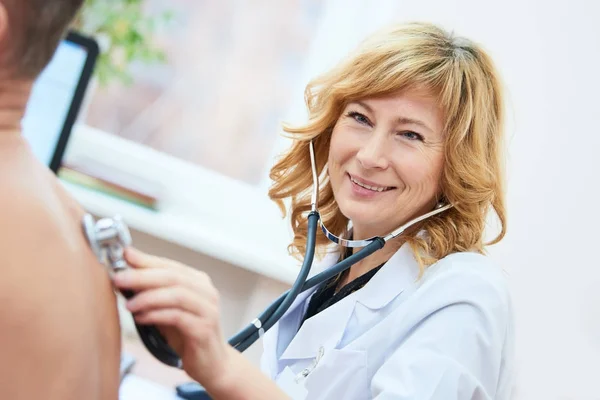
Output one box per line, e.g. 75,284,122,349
133,308,199,336
124,247,169,269
113,268,179,291
126,286,218,318
133,308,218,347
113,265,211,293
125,247,191,274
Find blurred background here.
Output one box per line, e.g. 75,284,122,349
48,0,600,398
76,0,323,185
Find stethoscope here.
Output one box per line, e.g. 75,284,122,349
82,141,452,398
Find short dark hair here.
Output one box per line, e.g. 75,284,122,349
3,0,85,79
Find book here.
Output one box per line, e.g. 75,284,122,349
59,157,164,211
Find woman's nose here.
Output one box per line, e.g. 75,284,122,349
355,133,389,170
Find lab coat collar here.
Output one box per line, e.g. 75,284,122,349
275,242,420,362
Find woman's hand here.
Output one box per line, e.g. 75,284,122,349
112,247,231,389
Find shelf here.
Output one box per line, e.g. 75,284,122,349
62,124,299,285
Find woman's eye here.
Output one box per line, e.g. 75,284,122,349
347,111,371,126
399,131,424,141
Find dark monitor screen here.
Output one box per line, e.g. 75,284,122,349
21,31,99,173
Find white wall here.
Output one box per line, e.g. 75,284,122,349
263,1,600,398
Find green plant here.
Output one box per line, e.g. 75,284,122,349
71,0,174,86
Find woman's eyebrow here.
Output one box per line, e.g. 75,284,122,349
352,100,373,113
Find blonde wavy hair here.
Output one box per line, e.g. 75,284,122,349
268,22,507,269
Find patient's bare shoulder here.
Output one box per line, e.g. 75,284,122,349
0,160,121,399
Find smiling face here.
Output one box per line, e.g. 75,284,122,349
327,89,446,239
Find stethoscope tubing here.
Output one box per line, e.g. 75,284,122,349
132,209,385,365
232,232,385,352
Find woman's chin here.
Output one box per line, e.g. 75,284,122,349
345,211,406,239
346,217,386,238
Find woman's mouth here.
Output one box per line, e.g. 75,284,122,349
348,174,395,193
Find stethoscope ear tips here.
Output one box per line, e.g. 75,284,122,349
434,202,454,212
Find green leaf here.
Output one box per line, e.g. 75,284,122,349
75,0,175,87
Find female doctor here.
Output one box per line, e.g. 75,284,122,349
114,22,515,399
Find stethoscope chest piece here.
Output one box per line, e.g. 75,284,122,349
82,213,132,272
81,213,183,369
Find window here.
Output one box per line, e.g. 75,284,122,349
83,0,324,186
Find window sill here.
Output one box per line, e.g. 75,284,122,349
62,124,298,285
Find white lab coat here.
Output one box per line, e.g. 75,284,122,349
260,242,515,400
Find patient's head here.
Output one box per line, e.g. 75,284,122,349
0,0,84,80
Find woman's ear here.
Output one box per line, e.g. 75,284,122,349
433,189,445,205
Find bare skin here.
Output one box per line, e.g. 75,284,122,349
0,81,121,399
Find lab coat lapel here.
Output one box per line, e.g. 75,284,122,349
261,251,340,375
278,288,356,361
352,242,420,310
278,242,420,362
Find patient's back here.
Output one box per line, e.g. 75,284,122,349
0,135,121,399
